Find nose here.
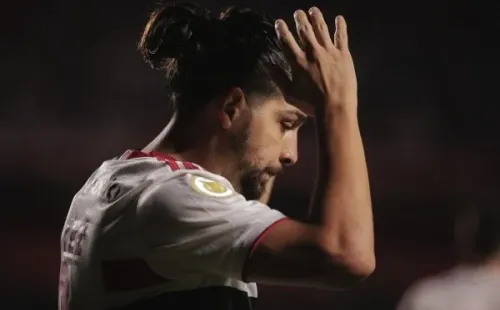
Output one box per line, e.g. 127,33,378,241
279,154,297,167
279,134,299,167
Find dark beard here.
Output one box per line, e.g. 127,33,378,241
228,116,265,201
240,165,282,200
240,168,265,201
229,134,281,200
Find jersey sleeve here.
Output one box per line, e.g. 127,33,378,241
137,171,287,281
396,280,434,310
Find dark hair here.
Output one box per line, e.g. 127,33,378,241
457,203,500,260
138,1,291,113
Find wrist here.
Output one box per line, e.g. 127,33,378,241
315,104,360,157
313,103,359,163
316,103,358,123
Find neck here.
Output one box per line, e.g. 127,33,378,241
142,115,241,191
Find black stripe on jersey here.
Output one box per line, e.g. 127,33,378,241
110,286,255,310
102,259,171,292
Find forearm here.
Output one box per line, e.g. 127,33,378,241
309,105,374,269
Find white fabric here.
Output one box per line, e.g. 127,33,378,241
59,153,286,309
397,265,500,310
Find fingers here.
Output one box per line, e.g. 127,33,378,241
333,15,348,50
293,10,320,51
275,9,350,63
275,19,305,61
307,7,334,49
293,8,349,52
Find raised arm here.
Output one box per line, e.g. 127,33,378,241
243,8,374,289
138,8,375,290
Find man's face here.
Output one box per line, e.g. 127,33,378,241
230,96,307,200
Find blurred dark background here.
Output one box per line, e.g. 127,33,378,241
1,0,499,309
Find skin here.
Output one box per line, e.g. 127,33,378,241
145,92,307,201
237,98,308,199
144,6,374,288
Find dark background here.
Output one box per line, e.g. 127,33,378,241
2,0,499,309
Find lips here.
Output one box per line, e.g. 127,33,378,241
265,167,283,177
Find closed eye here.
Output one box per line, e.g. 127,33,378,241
277,109,308,133
281,121,295,131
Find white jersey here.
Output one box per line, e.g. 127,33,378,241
58,150,287,310
397,265,500,310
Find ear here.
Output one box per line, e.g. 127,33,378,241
219,87,247,129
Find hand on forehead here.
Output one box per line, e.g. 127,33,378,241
266,65,316,117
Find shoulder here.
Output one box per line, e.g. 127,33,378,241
137,169,284,229
397,268,464,310
145,169,238,200
138,169,253,219
76,150,204,204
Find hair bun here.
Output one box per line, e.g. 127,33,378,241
218,7,275,50
138,2,213,70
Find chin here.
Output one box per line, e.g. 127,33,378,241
260,174,272,183
240,168,270,201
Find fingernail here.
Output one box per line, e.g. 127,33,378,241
275,21,280,30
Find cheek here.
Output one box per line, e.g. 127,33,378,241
255,143,281,165
283,130,299,152
250,115,282,144
247,119,283,163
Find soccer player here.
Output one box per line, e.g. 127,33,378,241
58,3,375,309
396,204,500,310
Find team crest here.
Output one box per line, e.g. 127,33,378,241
190,176,234,198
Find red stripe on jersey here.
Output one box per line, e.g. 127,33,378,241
166,159,180,170
102,259,171,292
240,217,291,281
160,153,177,161
150,151,174,162
123,149,198,171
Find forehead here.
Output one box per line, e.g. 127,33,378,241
264,64,315,116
